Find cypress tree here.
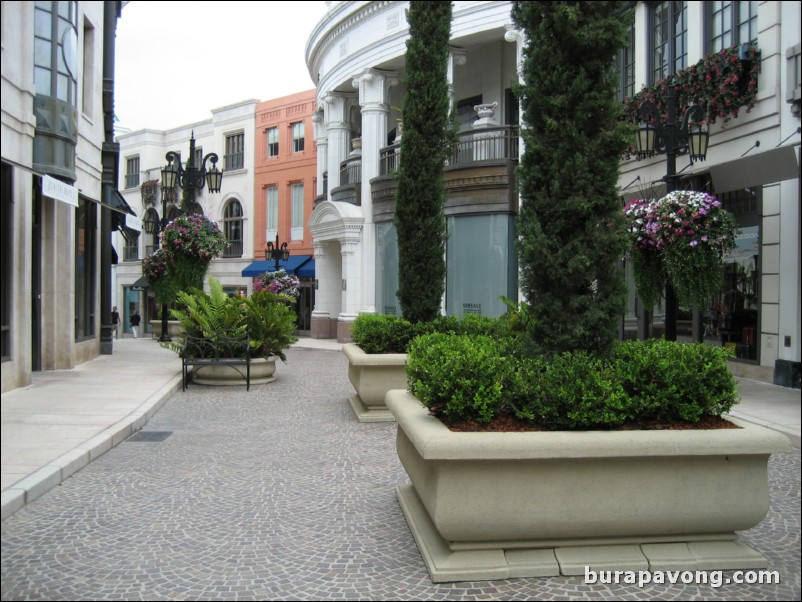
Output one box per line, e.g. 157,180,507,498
395,1,452,323
512,1,631,355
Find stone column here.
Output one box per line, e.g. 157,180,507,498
505,27,525,160
338,238,362,342
312,109,328,200
322,93,354,192
311,241,339,339
352,69,399,315
448,48,468,109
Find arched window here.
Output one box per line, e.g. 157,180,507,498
223,200,243,257
143,208,160,255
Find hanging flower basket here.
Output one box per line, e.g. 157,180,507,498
625,190,738,308
142,215,227,304
140,179,160,207
253,269,300,298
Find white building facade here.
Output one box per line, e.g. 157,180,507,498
115,100,258,336
306,0,522,341
2,1,133,393
306,1,800,387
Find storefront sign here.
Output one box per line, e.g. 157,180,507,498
42,175,78,207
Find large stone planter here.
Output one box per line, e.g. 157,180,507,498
386,389,792,582
149,319,184,339
342,343,407,422
191,357,276,386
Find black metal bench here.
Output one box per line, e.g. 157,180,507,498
180,330,251,391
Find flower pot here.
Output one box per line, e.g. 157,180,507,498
192,357,277,386
386,389,792,582
342,343,407,422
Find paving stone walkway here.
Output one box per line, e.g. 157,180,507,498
1,348,800,600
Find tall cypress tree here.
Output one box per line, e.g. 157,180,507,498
512,1,631,355
395,1,452,323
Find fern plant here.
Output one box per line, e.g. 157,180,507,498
163,276,297,360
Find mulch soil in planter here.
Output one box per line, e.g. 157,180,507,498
445,414,740,433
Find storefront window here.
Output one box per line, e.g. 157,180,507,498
708,224,759,360
376,222,400,315
446,214,517,318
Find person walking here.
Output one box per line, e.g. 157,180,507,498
130,309,141,339
111,306,120,339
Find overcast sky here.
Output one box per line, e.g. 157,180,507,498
115,1,329,133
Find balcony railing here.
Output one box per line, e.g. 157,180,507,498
223,240,243,258
339,156,362,185
378,126,519,176
123,245,139,262
225,152,244,171
124,173,140,189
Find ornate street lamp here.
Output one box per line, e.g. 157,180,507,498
265,234,290,272
636,83,710,341
151,132,223,342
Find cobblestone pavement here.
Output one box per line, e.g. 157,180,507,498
2,348,800,601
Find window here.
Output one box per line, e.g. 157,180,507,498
291,183,304,240
122,229,139,262
617,21,636,101
267,128,279,157
81,18,95,116
223,200,243,257
225,132,244,171
193,146,203,170
125,156,140,189
144,207,159,256
34,1,78,105
292,122,305,153
707,1,758,53
650,1,688,83
75,196,96,339
266,186,278,240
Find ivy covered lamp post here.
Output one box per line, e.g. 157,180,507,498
635,84,710,341
143,132,225,342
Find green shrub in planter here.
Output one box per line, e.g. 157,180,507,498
510,352,634,430
612,339,739,422
407,333,514,423
351,314,420,354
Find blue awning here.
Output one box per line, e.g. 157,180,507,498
242,255,315,278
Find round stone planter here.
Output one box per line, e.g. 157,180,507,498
149,319,184,339
191,357,277,386
386,389,793,583
342,343,407,422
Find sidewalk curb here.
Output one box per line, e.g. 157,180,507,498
1,374,183,522
728,410,801,450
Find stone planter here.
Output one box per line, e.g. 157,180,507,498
192,357,276,386
342,343,407,422
149,319,184,339
386,389,792,583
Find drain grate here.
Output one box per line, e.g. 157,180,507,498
126,431,173,442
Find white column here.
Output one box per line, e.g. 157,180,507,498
448,48,468,109
311,241,340,338
338,238,362,339
323,93,353,192
312,109,328,200
352,69,399,314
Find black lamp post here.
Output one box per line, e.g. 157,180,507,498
636,83,710,341
150,133,223,343
265,234,290,272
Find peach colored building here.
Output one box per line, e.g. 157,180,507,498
246,90,318,333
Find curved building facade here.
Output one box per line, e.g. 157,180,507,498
306,1,521,341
